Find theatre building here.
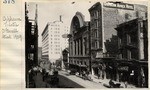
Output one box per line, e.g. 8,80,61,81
115,18,148,87
68,12,91,74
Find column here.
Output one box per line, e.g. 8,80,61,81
137,22,141,60
81,39,83,55
73,41,75,56
70,42,72,56
78,40,80,55
76,41,78,55
92,68,94,75
82,38,85,56
79,39,81,55
74,41,76,55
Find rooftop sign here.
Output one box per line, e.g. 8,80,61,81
103,2,134,10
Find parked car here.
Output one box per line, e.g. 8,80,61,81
53,70,58,76
69,69,77,75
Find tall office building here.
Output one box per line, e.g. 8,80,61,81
42,17,69,63
88,2,147,87
89,2,147,59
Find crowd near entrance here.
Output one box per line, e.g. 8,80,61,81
91,58,148,87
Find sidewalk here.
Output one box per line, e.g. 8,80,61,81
33,72,51,88
91,75,136,88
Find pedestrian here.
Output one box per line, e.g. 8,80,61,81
102,73,104,79
29,69,35,85
98,73,100,79
33,66,38,75
83,71,86,80
124,81,127,88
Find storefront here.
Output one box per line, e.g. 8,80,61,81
105,62,117,80
116,60,148,87
92,63,99,75
91,59,104,76
138,61,148,87
117,63,130,82
92,58,116,80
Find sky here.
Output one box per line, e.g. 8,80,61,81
27,0,148,47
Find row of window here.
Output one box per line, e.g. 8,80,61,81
42,33,48,42
42,35,49,43
42,29,48,39
49,24,60,27
42,38,49,45
50,38,60,40
50,52,60,54
50,28,60,30
50,44,60,47
42,40,49,48
50,42,60,44
53,31,60,33
42,45,49,51
50,35,60,37
50,48,60,51
42,51,48,54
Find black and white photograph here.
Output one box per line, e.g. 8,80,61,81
25,0,148,88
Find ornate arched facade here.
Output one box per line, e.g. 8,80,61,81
68,12,91,73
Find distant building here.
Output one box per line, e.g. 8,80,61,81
88,2,147,81
41,16,69,63
68,12,91,74
62,48,69,69
38,47,42,63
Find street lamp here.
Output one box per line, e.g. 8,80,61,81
79,63,81,76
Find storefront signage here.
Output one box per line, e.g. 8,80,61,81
118,66,129,71
103,2,134,10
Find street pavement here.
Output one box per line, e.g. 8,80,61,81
32,70,136,88
59,70,106,88
58,74,84,88
32,71,83,88
32,70,106,88
30,67,137,88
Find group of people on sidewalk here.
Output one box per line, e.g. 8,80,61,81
28,66,59,88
